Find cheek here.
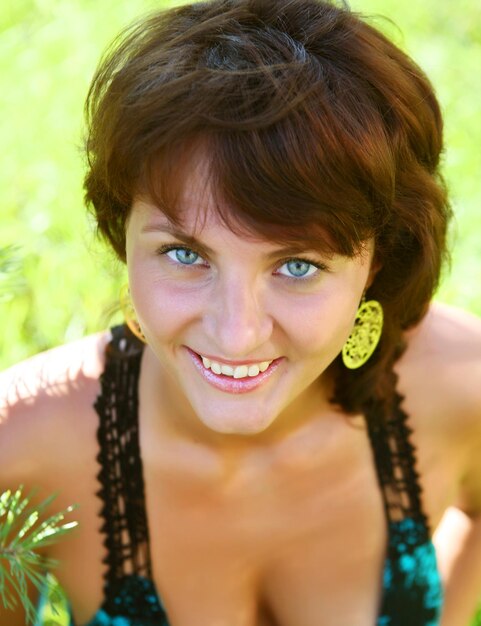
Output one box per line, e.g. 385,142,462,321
128,260,204,336
281,288,360,358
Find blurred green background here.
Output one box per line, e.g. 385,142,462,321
1,0,480,625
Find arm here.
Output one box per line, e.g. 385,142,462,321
0,360,58,625
0,375,41,625
434,507,481,626
429,306,481,626
435,377,481,626
1,335,105,625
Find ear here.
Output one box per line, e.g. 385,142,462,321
365,251,382,291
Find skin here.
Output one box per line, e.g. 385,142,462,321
1,158,481,626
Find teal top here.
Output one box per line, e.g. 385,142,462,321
40,326,444,625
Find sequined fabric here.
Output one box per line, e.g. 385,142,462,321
84,576,168,626
378,519,443,625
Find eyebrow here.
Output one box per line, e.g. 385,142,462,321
141,223,329,260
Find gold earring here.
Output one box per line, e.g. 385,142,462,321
120,284,147,343
342,298,383,369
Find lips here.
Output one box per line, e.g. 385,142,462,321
186,348,283,394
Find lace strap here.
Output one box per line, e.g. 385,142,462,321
364,391,431,539
94,325,151,591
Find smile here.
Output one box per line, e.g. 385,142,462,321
200,355,273,379
186,349,283,394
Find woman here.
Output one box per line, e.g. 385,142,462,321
1,0,481,624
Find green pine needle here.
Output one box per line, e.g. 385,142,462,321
0,486,78,624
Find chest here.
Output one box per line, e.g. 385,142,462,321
54,415,455,626
144,457,387,626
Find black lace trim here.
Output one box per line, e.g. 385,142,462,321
365,391,430,544
93,325,153,613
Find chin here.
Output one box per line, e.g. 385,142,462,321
199,408,276,436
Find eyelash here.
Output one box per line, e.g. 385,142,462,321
155,244,328,282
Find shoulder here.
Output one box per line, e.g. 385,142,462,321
0,331,111,486
403,302,481,373
406,301,481,357
398,302,481,427
397,303,481,516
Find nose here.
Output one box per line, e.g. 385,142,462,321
203,274,273,358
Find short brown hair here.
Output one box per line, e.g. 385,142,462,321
84,0,451,415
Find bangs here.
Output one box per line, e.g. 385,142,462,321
141,121,380,258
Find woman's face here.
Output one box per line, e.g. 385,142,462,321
126,159,375,439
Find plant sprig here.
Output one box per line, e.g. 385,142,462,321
0,486,78,624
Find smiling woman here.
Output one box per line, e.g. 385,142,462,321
1,1,481,626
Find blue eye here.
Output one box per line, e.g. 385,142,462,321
166,247,201,265
278,259,320,279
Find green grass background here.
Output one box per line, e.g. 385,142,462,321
1,0,480,624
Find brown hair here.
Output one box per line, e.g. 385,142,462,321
84,0,451,416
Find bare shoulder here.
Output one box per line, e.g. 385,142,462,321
405,301,481,356
398,302,481,433
0,331,111,486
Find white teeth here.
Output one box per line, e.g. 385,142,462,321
199,354,273,379
220,364,234,376
248,365,260,377
211,362,222,375
233,365,249,379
